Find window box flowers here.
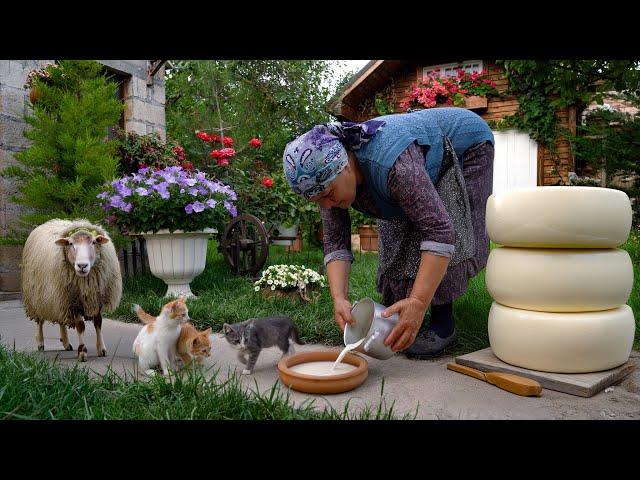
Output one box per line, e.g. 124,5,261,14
400,68,498,111
97,165,238,297
254,264,326,302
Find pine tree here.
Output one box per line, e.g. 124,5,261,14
3,60,123,231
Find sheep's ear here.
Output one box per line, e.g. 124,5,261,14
95,235,109,244
55,237,70,246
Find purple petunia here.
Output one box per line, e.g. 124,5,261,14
205,199,217,209
192,201,205,213
188,187,199,196
135,187,150,196
97,191,109,199
185,203,194,214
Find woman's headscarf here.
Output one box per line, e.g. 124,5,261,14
282,119,385,200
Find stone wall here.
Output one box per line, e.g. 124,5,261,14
0,60,166,237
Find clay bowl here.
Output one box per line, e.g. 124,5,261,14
277,350,368,394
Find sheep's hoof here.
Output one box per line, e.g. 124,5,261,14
77,344,88,362
65,344,73,351
37,345,44,352
98,349,107,357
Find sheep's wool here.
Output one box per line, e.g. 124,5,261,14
22,219,122,327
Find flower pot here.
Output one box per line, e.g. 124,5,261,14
463,95,488,110
260,284,320,302
140,228,216,298
29,86,42,104
358,225,379,252
272,223,299,247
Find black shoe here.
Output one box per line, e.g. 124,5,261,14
403,329,458,360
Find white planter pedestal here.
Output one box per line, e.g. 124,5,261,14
141,228,216,298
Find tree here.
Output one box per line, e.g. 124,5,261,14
2,60,123,232
165,60,336,172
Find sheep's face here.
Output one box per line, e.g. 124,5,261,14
55,231,110,277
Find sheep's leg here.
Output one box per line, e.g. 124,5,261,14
35,321,44,351
93,314,107,357
59,324,73,351
75,317,88,362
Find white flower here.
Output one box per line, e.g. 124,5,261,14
254,286,260,291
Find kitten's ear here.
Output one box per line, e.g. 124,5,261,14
203,327,212,336
222,323,231,334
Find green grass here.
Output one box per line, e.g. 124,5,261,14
0,343,410,420
109,233,640,355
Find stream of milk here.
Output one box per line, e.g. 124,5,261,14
331,338,365,372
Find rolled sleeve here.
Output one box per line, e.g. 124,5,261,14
388,143,456,253
320,206,354,265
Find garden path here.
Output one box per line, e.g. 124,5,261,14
1,299,639,420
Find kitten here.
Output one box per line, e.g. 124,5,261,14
134,303,212,368
176,323,212,367
131,295,190,376
222,316,304,375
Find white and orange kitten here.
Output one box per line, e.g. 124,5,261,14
132,295,190,376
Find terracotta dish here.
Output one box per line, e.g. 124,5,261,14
277,350,368,394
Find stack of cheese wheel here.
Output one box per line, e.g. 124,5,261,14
485,186,635,373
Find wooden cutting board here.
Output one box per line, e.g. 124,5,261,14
454,348,636,398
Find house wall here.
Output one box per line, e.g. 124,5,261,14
0,60,166,237
354,60,575,186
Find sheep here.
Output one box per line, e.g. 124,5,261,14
21,219,122,361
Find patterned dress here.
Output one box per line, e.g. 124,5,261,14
320,140,494,307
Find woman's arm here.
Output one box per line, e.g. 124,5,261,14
320,205,355,329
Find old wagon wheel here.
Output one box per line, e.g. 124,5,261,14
220,214,269,277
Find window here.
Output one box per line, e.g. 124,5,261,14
103,69,129,140
422,60,484,79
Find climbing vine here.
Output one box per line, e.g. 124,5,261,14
490,60,640,180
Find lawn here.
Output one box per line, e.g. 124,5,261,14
108,231,640,355
0,343,408,420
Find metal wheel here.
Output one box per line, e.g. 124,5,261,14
219,214,269,277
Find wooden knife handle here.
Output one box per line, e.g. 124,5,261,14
447,363,487,381
485,372,542,397
447,363,542,397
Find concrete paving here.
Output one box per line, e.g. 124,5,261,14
1,299,639,420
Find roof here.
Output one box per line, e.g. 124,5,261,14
325,59,448,120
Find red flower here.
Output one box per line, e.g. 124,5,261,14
210,134,221,143
182,161,194,171
223,136,234,147
139,162,147,169
249,138,262,148
217,159,229,167
210,150,222,158
196,131,212,142
219,148,236,158
261,177,273,188
173,145,186,161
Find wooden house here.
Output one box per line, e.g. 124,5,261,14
326,59,578,195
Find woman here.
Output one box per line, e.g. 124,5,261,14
282,107,494,359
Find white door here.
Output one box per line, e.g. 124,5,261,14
491,129,538,195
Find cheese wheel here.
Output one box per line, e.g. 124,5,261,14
488,302,636,373
486,186,632,248
486,247,633,312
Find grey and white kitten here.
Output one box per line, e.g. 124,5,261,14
222,316,304,375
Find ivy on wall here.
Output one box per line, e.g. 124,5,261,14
490,60,640,181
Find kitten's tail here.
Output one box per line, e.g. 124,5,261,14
290,325,305,345
132,304,156,325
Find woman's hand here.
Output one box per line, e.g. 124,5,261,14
381,296,428,352
333,297,354,331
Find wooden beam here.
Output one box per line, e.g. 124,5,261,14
146,60,166,86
